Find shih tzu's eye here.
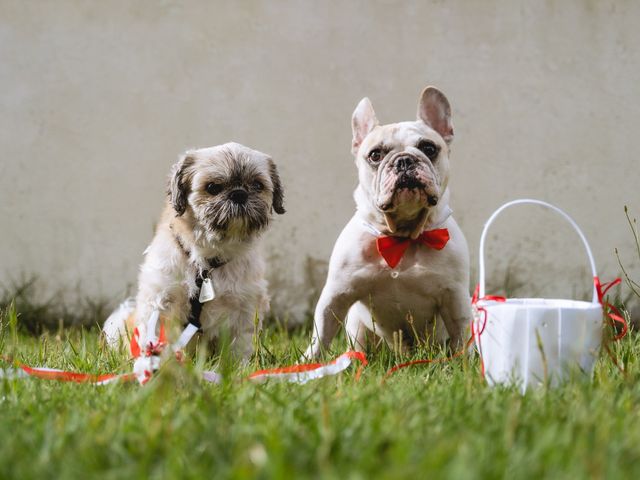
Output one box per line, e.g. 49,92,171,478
368,149,383,163
206,182,224,195
417,141,439,160
251,180,264,191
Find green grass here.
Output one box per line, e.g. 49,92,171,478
1,304,640,480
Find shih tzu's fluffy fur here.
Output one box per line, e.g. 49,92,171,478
103,142,285,357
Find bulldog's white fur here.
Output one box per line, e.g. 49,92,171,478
304,87,472,358
103,142,285,358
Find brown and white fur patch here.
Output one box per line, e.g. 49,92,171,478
103,142,285,358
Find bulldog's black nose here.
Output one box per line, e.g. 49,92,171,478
229,189,249,205
395,155,415,173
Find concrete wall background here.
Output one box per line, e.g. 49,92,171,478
1,1,639,319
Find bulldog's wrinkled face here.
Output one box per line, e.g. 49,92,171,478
358,122,449,222
169,142,285,242
351,87,454,238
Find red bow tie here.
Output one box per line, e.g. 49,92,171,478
376,228,450,269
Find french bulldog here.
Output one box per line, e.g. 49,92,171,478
304,86,472,358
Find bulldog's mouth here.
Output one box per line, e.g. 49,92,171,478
396,176,438,207
377,173,440,238
395,174,425,190
378,174,438,212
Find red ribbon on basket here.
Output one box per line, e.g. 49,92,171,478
470,285,507,377
471,284,507,339
384,286,506,379
594,276,628,341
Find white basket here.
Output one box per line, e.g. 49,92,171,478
474,199,603,393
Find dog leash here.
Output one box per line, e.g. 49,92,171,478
128,234,229,382
187,256,227,329
172,231,227,329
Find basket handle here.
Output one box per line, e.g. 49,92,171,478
478,199,598,303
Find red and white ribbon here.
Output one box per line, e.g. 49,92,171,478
1,352,366,386
0,363,136,385
0,361,223,385
2,306,368,387
470,285,507,377
248,351,367,384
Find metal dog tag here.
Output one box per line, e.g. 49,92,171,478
199,277,215,303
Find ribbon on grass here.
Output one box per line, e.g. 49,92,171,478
0,361,136,385
249,351,367,384
384,285,506,379
383,343,471,379
0,359,223,386
0,351,367,387
2,306,367,388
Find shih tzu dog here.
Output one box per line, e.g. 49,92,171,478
103,142,285,358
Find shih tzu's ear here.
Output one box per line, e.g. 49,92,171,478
168,153,195,216
417,86,454,144
268,159,285,215
351,97,379,155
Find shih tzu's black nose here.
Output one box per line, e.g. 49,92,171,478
229,189,249,205
395,155,415,173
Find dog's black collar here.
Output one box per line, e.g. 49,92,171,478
172,232,227,330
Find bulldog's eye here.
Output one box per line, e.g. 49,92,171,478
251,180,264,191
206,183,224,195
368,149,383,163
417,141,439,160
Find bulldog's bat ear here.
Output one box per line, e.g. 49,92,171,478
351,97,379,155
168,153,195,216
417,86,454,144
268,159,285,215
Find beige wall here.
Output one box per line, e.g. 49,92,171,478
1,1,639,319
